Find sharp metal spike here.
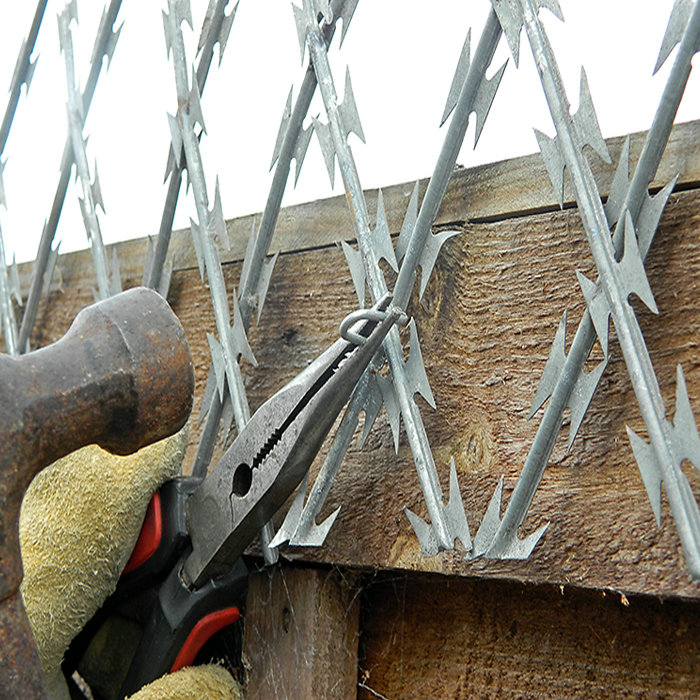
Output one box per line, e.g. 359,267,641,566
338,0,359,46
43,240,60,299
255,251,279,323
104,22,123,68
441,30,471,127
312,116,336,186
395,181,420,264
417,228,460,299
216,1,239,64
636,177,677,259
470,475,549,559
189,70,207,134
404,508,440,557
9,254,21,306
189,217,206,282
472,59,508,146
159,258,173,299
229,290,257,366
534,128,566,208
529,311,567,418
490,0,524,66
339,68,365,142
444,457,472,550
471,475,505,556
292,3,308,63
575,270,610,357
24,54,39,93
672,365,700,468
360,371,384,447
173,0,193,29
207,332,227,399
339,239,366,307
270,87,292,170
9,40,29,95
292,122,314,185
269,473,309,548
573,68,611,164
405,320,436,409
290,504,341,546
605,136,631,227
91,165,105,213
371,189,398,272
208,177,228,250
163,9,175,58
619,211,658,314
167,113,183,163
198,367,217,426
377,372,401,452
566,357,607,449
654,0,694,74
406,459,471,556
626,425,663,526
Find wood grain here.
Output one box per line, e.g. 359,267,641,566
242,566,360,699
17,121,700,296
20,131,700,600
359,573,700,699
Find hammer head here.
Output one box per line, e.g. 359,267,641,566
0,287,194,695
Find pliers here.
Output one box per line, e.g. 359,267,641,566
65,294,406,696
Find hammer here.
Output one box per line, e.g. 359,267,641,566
0,287,194,697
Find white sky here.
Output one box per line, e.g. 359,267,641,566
0,0,697,264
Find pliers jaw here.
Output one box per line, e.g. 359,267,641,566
183,294,406,587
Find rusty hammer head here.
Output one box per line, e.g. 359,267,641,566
0,287,194,695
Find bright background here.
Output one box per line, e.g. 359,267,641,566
0,0,697,264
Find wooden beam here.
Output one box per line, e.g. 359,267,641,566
18,120,700,293
241,566,360,699
20,122,700,599
359,573,700,698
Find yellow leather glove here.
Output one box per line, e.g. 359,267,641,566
19,426,241,699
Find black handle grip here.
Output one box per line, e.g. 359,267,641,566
119,557,249,696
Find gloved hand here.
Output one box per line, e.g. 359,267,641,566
19,425,241,699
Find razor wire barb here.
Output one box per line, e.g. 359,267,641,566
186,0,357,564
18,0,122,352
470,0,700,579
0,0,47,355
272,6,508,551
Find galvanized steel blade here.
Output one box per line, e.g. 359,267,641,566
190,0,354,562
143,0,239,294
0,0,48,157
392,9,504,312
59,5,115,300
18,0,123,353
282,5,507,554
474,0,700,577
294,1,471,556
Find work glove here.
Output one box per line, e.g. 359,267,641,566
19,425,241,699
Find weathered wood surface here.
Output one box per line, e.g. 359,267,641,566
359,573,700,699
20,121,700,600
19,120,700,295
242,566,360,699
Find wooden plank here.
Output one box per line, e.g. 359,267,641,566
20,146,700,600
27,187,700,599
17,120,700,294
359,573,700,699
241,566,360,699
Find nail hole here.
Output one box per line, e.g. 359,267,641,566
282,606,291,633
232,463,252,497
